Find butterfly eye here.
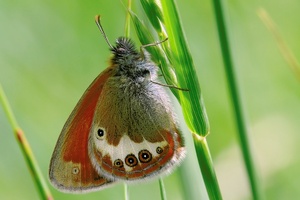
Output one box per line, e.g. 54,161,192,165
156,147,163,154
96,128,105,140
114,159,124,168
138,149,152,163
72,167,80,175
141,69,150,77
125,154,138,167
118,47,126,53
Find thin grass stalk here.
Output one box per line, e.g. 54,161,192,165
193,135,221,199
0,84,53,200
124,0,132,38
211,0,263,199
124,183,129,200
159,178,167,200
258,8,300,82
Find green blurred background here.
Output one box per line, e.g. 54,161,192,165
1,0,300,199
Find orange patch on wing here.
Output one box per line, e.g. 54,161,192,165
83,160,105,185
112,164,126,177
93,148,114,175
156,129,175,164
79,161,110,186
102,154,113,174
139,157,159,175
58,67,114,183
117,129,176,179
62,67,113,163
125,164,143,179
174,127,184,147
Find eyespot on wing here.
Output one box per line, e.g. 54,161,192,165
90,128,185,181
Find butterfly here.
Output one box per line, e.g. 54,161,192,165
49,15,186,193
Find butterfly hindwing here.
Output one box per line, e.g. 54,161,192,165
90,127,185,180
88,78,186,181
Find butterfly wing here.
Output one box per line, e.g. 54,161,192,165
88,80,186,181
49,67,116,193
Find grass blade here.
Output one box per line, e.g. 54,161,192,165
258,8,300,82
159,178,167,200
0,84,53,200
212,0,263,199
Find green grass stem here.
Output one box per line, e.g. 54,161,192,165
193,135,222,199
124,0,132,38
212,0,263,199
258,8,300,82
124,183,129,200
159,178,167,200
0,84,53,200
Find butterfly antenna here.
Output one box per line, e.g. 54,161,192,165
95,15,114,49
140,38,168,60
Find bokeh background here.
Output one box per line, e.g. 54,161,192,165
1,0,300,199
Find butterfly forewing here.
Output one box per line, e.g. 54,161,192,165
49,67,115,193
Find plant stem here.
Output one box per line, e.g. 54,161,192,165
193,135,222,200
124,0,132,38
124,183,129,200
0,84,53,200
159,178,167,200
211,0,263,199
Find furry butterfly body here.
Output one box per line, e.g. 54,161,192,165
49,20,186,193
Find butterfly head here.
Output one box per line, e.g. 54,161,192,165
110,37,142,65
110,37,155,83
